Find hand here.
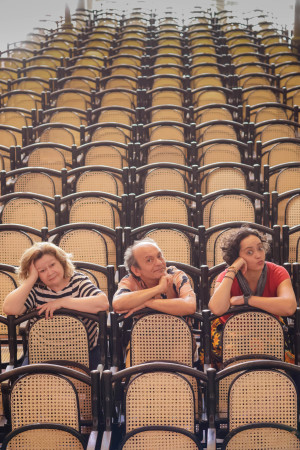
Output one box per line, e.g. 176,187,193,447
230,295,245,306
157,274,172,294
28,261,39,283
124,304,147,318
37,299,63,319
232,257,247,275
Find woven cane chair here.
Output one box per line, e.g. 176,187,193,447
143,144,188,166
78,142,129,168
54,227,109,266
203,194,256,228
144,228,193,265
268,165,300,226
13,172,56,197
28,314,92,424
74,170,122,196
142,168,189,194
142,196,189,226
2,424,86,450
282,198,300,263
130,314,194,367
228,369,297,431
10,373,80,431
119,426,202,450
125,371,195,433
217,310,285,418
0,195,54,229
67,195,118,228
199,167,247,195
264,141,300,167
0,227,33,266
198,143,242,165
222,423,300,450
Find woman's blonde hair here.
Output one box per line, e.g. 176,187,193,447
17,242,75,282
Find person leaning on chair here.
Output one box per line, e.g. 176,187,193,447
208,225,297,365
113,237,197,318
3,242,109,370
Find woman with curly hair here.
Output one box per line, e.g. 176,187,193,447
208,225,297,365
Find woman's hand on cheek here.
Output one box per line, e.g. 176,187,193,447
37,299,63,319
233,257,247,275
28,262,39,283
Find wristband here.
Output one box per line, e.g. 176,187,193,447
244,294,251,305
227,266,238,274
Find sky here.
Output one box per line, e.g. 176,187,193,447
0,0,297,52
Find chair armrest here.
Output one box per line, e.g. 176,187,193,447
87,430,98,450
207,427,216,450
100,430,112,450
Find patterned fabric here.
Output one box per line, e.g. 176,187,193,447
25,272,102,349
114,266,194,299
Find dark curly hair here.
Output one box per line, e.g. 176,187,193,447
220,226,270,266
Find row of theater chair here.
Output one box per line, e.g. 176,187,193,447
0,187,290,228
1,133,300,172
1,307,300,448
2,82,300,114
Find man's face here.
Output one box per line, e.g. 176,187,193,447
131,243,167,282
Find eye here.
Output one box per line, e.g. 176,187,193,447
247,250,253,255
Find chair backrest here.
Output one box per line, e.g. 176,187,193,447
39,127,75,152
131,314,193,366
275,167,300,193
142,196,189,225
267,142,300,167
58,228,109,266
228,369,298,431
145,228,192,265
149,125,184,142
14,172,56,197
147,145,186,165
69,196,116,229
201,168,246,195
144,168,187,193
75,171,120,195
222,423,300,450
125,371,195,433
121,426,201,450
91,126,128,144
2,424,86,450
0,270,16,333
200,144,241,165
27,147,67,170
204,195,255,228
10,373,80,430
0,230,33,265
28,314,90,366
1,198,48,229
85,145,125,168
222,311,285,363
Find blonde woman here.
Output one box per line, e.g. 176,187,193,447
4,242,109,369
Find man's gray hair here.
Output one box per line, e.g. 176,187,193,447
124,237,160,272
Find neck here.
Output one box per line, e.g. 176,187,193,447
48,277,70,292
140,276,159,289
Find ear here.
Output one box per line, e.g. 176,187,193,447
130,265,141,277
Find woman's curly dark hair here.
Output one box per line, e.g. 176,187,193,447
220,226,270,266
